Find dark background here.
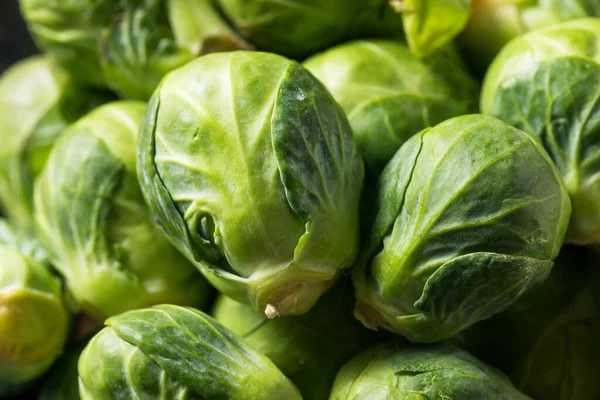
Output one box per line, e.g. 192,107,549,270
0,0,38,73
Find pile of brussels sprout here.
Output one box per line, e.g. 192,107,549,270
1,1,600,399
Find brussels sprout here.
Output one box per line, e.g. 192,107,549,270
19,0,250,99
78,304,302,399
481,18,600,245
460,0,599,72
34,101,212,321
304,40,477,173
0,56,110,224
394,0,471,58
0,219,70,396
214,0,405,58
39,344,84,400
330,342,530,399
458,246,600,400
138,51,364,318
212,279,378,400
353,114,571,343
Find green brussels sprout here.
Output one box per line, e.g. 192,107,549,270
34,101,212,321
212,280,378,400
353,114,571,343
19,0,250,99
38,344,84,400
78,304,302,399
330,342,530,400
394,0,471,58
481,18,600,245
458,246,600,400
0,56,110,224
214,0,358,58
0,219,70,396
138,51,364,318
214,0,405,58
460,0,599,72
304,39,477,173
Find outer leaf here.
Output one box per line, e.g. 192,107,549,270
353,114,571,342
399,0,471,58
482,19,600,244
330,342,530,400
402,252,551,342
81,304,302,400
100,3,193,100
78,328,199,400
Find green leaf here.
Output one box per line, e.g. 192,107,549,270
106,305,302,400
100,3,193,100
399,0,471,58
402,252,551,342
78,328,199,400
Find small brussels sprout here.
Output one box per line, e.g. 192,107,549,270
78,304,302,399
394,0,471,58
330,342,530,399
38,344,84,400
481,18,600,245
460,0,599,72
458,246,600,400
212,280,379,400
34,101,212,321
19,0,250,99
304,39,477,173
0,56,110,224
353,114,571,343
138,51,364,318
0,220,70,396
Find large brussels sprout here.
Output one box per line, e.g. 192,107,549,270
353,114,571,343
212,280,378,400
0,219,70,396
458,246,600,400
330,342,530,399
0,56,110,224
481,18,600,245
304,40,477,173
460,0,599,72
78,304,302,399
19,0,250,99
34,101,211,321
138,51,364,318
